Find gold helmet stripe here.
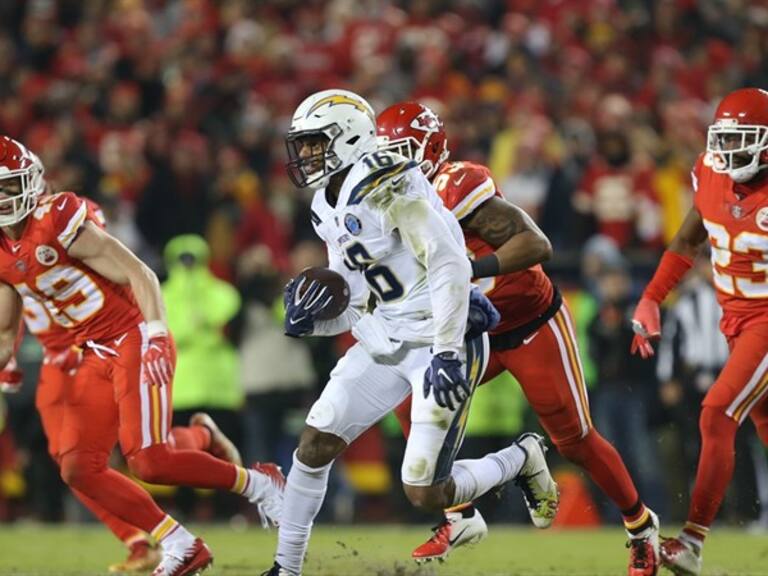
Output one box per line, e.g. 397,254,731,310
306,94,374,121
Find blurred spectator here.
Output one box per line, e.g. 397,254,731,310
497,115,559,222
163,235,243,433
587,260,666,517
137,132,213,252
567,235,627,392
574,128,662,250
540,118,595,250
163,233,243,518
235,241,317,470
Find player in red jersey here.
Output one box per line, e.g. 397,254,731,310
0,137,284,576
378,103,660,576
631,88,768,576
0,196,243,573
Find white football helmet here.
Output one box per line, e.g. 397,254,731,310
0,136,46,226
286,89,377,189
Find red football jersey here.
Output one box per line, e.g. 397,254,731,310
434,161,553,333
19,197,110,352
1,192,142,347
693,153,768,337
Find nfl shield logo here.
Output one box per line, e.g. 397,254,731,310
731,205,743,219
344,213,362,236
15,260,25,272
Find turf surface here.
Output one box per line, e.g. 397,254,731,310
0,524,766,575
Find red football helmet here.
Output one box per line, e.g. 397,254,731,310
0,136,45,226
707,88,768,183
376,102,449,180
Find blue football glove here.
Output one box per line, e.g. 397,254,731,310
466,286,500,340
423,351,470,411
284,277,334,337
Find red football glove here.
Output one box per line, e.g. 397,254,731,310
0,357,23,393
45,346,83,375
630,297,661,359
142,326,174,387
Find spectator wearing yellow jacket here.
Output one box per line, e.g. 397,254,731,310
162,234,243,449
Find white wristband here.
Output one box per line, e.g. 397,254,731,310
146,320,168,339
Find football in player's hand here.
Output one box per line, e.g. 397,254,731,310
296,267,351,320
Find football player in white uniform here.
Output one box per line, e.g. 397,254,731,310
261,89,558,576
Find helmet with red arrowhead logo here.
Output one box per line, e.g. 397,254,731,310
707,88,768,183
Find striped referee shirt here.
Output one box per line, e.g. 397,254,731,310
656,279,729,383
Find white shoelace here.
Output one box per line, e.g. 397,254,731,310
85,340,119,359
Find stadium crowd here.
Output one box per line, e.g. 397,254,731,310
1,0,767,528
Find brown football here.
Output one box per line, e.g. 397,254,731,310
296,266,351,320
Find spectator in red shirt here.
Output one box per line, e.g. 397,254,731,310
574,129,662,249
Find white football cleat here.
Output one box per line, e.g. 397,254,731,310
249,462,286,527
514,433,559,528
660,536,702,576
151,538,212,576
412,506,488,563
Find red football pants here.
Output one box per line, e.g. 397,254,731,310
395,302,641,512
686,322,768,530
56,325,239,534
37,358,145,543
37,348,212,543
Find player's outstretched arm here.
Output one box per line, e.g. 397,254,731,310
631,206,708,358
67,221,167,326
0,282,22,370
463,197,552,278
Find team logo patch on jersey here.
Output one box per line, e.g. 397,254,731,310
344,213,362,236
756,207,768,231
35,245,58,266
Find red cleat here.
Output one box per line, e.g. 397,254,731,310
411,508,487,564
151,538,212,576
627,536,659,576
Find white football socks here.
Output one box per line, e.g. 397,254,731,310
151,515,195,553
275,451,333,576
450,443,526,506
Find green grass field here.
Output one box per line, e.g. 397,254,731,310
0,525,766,575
